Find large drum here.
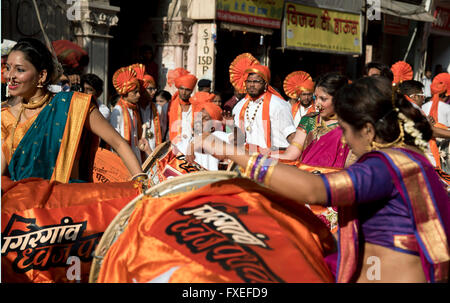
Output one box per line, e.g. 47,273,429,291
89,171,336,283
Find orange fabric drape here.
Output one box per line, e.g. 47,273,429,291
97,178,335,283
117,98,142,146
1,176,140,283
168,92,194,143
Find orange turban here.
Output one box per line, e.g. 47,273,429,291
143,74,156,88
191,91,216,105
431,72,450,97
283,71,314,98
244,64,271,83
193,101,223,121
112,66,140,95
229,53,260,94
391,61,413,85
167,67,197,90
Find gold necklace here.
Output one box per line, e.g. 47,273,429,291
9,92,51,154
245,98,263,132
23,92,51,109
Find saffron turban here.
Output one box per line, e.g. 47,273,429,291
391,61,413,85
229,53,260,94
194,101,223,121
431,72,450,97
167,67,197,90
244,64,271,83
283,71,314,99
112,66,140,95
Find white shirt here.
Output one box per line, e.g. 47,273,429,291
97,100,111,120
422,101,450,127
174,131,232,171
291,103,314,127
139,103,168,151
422,77,432,98
232,94,296,149
181,105,193,141
110,105,142,164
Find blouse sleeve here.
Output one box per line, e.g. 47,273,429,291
319,156,395,207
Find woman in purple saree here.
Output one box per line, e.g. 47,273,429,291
195,76,449,282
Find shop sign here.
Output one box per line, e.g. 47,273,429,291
196,23,216,81
217,0,284,29
283,2,362,55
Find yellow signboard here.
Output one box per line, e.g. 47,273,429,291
284,2,362,54
217,0,284,29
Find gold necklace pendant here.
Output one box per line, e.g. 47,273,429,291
246,125,251,132
23,92,51,109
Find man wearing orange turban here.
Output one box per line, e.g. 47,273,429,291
110,66,144,163
232,63,296,151
167,68,198,145
190,79,216,105
180,101,231,170
283,71,315,126
422,72,450,172
128,63,163,158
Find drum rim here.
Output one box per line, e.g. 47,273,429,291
88,170,240,283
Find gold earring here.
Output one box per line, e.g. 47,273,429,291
37,81,44,88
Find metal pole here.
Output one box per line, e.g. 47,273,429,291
403,26,417,62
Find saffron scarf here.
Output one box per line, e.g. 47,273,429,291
168,92,194,143
149,101,163,146
291,102,315,121
117,98,142,146
238,92,272,148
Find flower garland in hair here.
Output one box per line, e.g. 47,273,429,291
395,109,429,153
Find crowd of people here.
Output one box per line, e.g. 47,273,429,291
1,37,449,283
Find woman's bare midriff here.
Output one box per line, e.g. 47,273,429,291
356,242,426,283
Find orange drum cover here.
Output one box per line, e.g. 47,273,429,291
93,148,130,183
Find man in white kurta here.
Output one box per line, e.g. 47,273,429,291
232,66,296,150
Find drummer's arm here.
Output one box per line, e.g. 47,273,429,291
197,134,328,206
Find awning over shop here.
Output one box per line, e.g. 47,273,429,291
380,0,436,22
220,22,274,35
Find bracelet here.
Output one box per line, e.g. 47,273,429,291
263,161,277,186
253,155,268,181
256,158,274,183
130,172,148,182
250,154,264,179
244,153,259,178
291,141,303,151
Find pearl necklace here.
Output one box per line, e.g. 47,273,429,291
245,98,263,132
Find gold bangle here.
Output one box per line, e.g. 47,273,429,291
291,141,303,151
244,153,259,178
130,172,148,181
264,161,277,186
253,155,268,182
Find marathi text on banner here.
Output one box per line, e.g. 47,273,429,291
284,2,362,54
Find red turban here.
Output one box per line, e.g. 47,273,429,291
112,66,140,95
143,74,156,88
283,71,314,98
391,61,413,85
52,40,89,70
